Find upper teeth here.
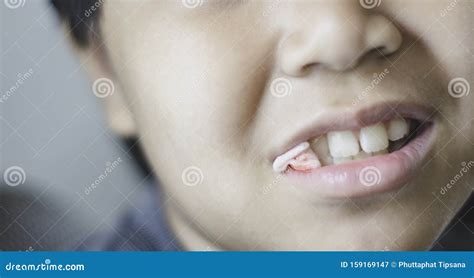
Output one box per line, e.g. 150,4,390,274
359,123,389,153
327,130,360,157
273,118,411,173
309,136,332,166
387,117,409,141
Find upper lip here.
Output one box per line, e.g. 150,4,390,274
269,101,436,162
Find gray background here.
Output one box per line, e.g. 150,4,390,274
1,0,142,250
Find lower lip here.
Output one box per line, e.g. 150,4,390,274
282,124,435,199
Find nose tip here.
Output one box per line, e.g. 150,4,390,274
280,13,403,76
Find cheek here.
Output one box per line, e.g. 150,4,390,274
394,3,474,132
104,20,286,229
104,12,279,193
102,1,278,158
111,22,276,150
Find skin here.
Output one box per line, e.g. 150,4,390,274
76,0,473,250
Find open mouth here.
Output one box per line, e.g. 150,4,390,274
273,117,429,172
270,103,436,199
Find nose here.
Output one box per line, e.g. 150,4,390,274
279,4,402,76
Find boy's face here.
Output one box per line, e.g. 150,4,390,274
94,0,473,250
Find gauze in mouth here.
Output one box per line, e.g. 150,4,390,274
272,142,321,173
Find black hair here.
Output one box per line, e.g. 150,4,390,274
51,1,154,176
50,0,102,47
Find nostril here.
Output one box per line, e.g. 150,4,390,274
374,46,399,58
375,46,387,55
364,47,386,60
301,62,321,74
363,46,395,62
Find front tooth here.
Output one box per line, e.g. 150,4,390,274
387,117,409,141
310,136,332,166
327,130,360,158
359,123,389,153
